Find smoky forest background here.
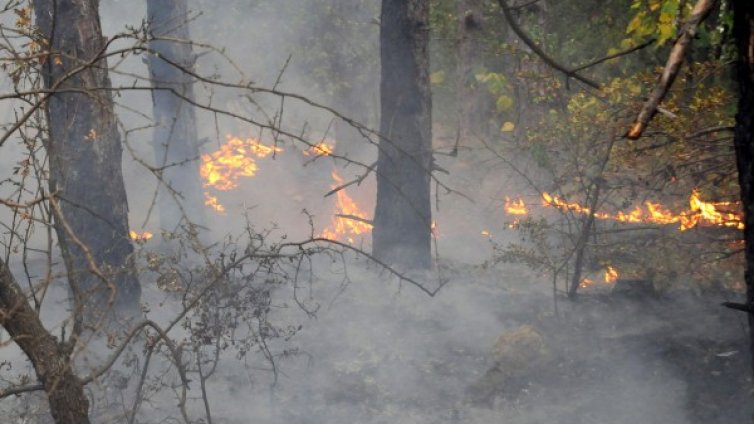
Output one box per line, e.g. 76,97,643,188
0,0,754,422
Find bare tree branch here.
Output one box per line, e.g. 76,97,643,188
496,0,600,89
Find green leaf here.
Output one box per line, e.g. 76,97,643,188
496,95,514,112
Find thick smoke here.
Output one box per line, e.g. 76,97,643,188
0,1,751,423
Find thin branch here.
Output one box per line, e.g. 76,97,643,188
571,38,657,73
335,214,374,226
497,0,600,89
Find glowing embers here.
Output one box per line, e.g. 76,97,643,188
304,141,334,157
580,266,620,289
531,190,743,231
203,192,225,214
129,230,153,242
504,197,528,216
320,170,372,244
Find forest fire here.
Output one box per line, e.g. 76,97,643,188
200,135,283,191
605,266,619,284
199,134,284,214
320,170,372,244
515,190,745,231
579,266,620,289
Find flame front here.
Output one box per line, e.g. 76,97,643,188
200,135,282,192
199,134,283,213
534,190,743,231
321,170,372,243
685,190,743,231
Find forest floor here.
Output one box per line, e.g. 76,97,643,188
464,281,753,424
197,259,754,424
2,256,752,424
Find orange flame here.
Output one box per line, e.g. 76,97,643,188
533,190,743,231
129,230,153,242
580,266,619,289
605,266,619,284
304,142,334,157
321,170,372,243
685,190,743,231
504,197,529,216
204,192,226,214
200,135,282,191
579,277,595,289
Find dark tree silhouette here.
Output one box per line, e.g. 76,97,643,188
372,0,433,270
35,0,140,317
731,0,754,375
146,0,206,230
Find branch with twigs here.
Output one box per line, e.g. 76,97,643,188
627,0,719,140
497,0,600,89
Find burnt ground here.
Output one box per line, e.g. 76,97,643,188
465,287,754,423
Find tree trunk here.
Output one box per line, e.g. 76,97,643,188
146,0,206,231
35,0,140,318
457,0,484,140
731,0,754,376
0,261,91,423
568,182,602,299
372,0,433,270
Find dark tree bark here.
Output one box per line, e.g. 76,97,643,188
731,0,754,376
35,0,140,317
146,0,206,230
372,0,433,270
0,261,91,423
457,0,484,140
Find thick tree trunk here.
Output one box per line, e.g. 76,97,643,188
0,261,91,423
457,0,484,140
146,0,206,231
372,0,433,270
35,0,140,318
731,0,754,376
